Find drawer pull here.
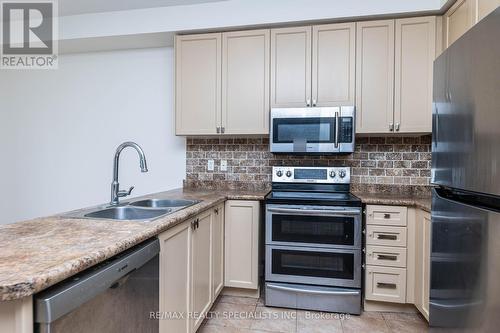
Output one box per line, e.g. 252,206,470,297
377,234,397,240
384,213,391,219
377,254,398,261
377,282,397,289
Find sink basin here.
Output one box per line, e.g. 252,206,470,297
84,206,171,221
129,199,200,209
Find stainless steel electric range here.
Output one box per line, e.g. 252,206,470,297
264,166,362,314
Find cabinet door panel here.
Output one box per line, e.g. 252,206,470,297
355,20,395,134
394,17,436,133
312,23,355,106
271,27,312,107
212,204,224,298
445,0,476,47
159,221,191,333
191,210,212,331
478,0,500,20
222,30,270,134
175,33,221,135
224,200,260,289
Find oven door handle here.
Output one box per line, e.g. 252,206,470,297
267,207,360,216
267,283,360,296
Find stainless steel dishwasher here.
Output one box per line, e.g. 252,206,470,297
34,238,160,333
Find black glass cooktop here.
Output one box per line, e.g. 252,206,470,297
265,191,362,207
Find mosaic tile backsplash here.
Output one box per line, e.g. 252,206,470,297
185,135,431,189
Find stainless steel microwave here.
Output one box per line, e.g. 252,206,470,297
270,106,355,154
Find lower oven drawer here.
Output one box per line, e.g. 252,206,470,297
365,265,407,303
366,245,407,268
265,245,361,288
265,282,361,314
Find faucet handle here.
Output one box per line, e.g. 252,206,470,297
118,186,134,197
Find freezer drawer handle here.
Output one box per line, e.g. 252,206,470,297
377,234,397,240
377,254,398,261
376,282,397,289
267,283,359,296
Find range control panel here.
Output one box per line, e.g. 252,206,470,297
272,166,350,184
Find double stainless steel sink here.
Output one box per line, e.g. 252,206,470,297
64,198,200,222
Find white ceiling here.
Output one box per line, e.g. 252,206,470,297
58,0,228,16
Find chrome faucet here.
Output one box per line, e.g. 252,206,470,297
110,142,148,206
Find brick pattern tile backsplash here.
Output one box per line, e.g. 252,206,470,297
186,135,431,186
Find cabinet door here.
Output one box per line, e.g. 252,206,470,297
212,204,225,299
477,0,500,20
355,20,395,134
394,17,436,133
312,23,355,107
175,33,221,135
444,0,476,47
191,210,213,332
270,26,312,107
222,30,270,134
159,221,191,333
415,210,431,321
224,200,260,289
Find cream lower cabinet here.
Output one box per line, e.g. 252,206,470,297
414,209,431,320
159,206,225,333
0,297,33,333
224,200,260,290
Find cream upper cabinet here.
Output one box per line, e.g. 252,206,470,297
159,221,191,333
478,0,500,20
190,209,213,332
394,17,436,133
211,204,225,299
312,23,356,107
222,30,270,134
444,0,477,47
224,200,260,289
175,33,221,135
271,26,312,107
356,20,395,133
415,210,431,321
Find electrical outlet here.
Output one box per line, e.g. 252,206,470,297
207,159,214,171
220,160,227,172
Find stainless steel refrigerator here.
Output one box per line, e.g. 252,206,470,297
430,7,500,331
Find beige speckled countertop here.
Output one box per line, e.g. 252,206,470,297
353,192,431,212
0,188,269,302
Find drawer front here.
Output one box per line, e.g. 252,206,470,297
366,225,407,247
366,245,407,268
366,205,408,226
365,266,407,303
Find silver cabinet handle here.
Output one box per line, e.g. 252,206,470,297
377,282,397,289
377,234,397,240
334,110,339,148
216,127,220,134
221,127,225,134
384,213,391,219
395,123,400,131
267,283,360,296
377,254,398,261
267,207,360,217
306,98,311,107
312,99,317,107
389,123,394,131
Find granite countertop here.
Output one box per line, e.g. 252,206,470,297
353,192,431,212
0,187,269,302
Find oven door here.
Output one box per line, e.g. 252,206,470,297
266,204,361,249
265,245,361,288
270,107,355,153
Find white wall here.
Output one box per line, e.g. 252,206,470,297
0,47,186,224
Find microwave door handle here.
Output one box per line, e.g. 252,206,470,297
334,111,339,149
267,207,360,216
